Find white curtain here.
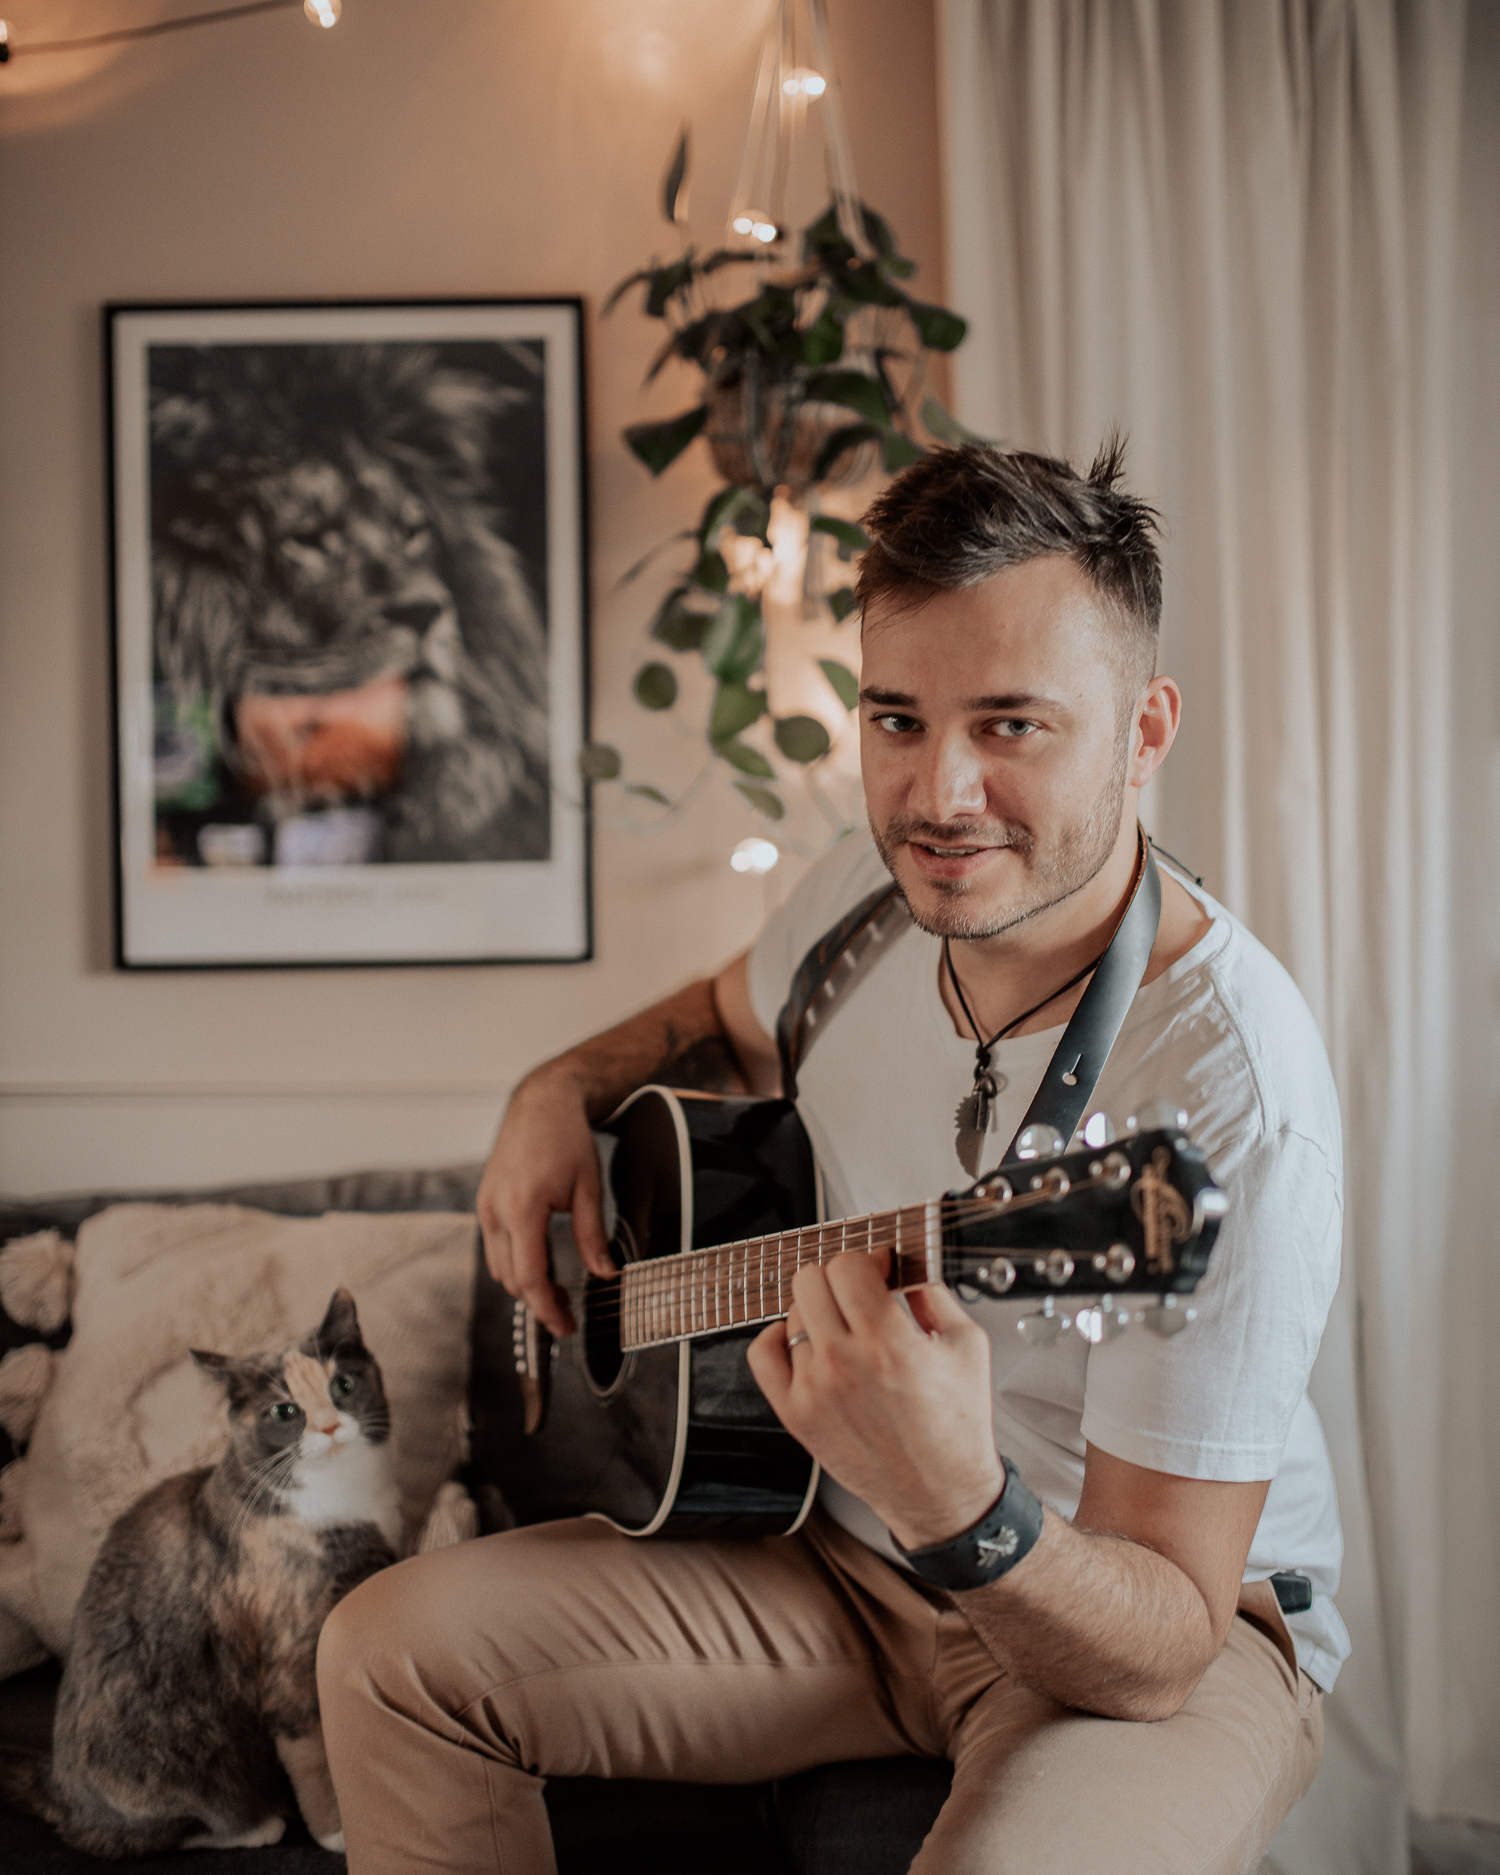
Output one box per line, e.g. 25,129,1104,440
936,2,1496,1870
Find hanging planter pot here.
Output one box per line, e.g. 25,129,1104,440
704,375,880,494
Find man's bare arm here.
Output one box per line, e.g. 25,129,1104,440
477,953,778,1335
748,1255,1271,1721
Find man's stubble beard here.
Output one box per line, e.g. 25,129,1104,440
869,733,1131,942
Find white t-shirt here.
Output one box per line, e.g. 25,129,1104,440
747,834,1350,1691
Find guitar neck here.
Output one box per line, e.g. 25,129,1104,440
618,1204,943,1352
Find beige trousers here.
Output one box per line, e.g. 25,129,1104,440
316,1511,1322,1875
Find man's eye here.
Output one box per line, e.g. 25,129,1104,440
991,719,1037,739
873,713,920,734
331,1374,356,1399
269,1401,299,1423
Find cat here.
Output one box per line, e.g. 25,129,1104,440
4,1287,398,1857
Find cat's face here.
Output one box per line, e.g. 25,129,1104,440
192,1288,390,1486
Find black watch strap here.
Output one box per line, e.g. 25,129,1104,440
893,1458,1045,1591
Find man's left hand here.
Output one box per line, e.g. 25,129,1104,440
747,1252,1003,1551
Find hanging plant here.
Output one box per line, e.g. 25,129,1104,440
582,135,977,830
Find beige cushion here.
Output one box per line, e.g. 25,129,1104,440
0,1202,474,1662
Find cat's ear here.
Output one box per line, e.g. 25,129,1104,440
191,1348,253,1408
315,1288,361,1355
190,1348,230,1378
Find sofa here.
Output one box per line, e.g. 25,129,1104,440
0,1164,951,1874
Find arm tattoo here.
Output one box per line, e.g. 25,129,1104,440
649,1022,746,1093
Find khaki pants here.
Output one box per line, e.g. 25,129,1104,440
317,1511,1322,1875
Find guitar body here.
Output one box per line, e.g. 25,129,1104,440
526,1087,822,1538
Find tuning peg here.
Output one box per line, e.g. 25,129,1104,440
1142,1296,1196,1337
1016,1297,1071,1347
1082,1110,1116,1148
1135,1099,1190,1133
1015,1123,1068,1161
1075,1301,1131,1344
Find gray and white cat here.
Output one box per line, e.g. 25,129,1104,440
4,1288,396,1857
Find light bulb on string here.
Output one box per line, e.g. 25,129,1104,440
730,838,780,876
781,68,826,98
304,0,341,27
730,209,779,246
0,21,9,63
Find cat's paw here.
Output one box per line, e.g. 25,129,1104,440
181,1815,286,1850
316,1830,346,1854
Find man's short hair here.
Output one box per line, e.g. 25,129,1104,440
854,436,1162,695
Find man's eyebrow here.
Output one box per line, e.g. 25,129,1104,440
858,686,1063,712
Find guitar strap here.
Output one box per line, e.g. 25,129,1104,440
774,838,1162,1166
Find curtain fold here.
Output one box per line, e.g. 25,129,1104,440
937,2,1486,1867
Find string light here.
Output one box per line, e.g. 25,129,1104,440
730,210,779,245
0,0,337,62
731,838,780,875
781,68,826,98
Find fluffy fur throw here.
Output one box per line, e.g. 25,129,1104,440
0,1203,477,1677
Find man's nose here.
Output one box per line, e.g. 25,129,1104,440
909,731,987,822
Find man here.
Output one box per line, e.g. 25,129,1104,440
318,442,1346,1873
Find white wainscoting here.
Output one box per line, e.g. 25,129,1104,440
0,1083,510,1198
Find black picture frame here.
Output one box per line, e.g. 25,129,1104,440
106,297,591,969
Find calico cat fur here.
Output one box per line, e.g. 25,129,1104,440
0,1288,396,1857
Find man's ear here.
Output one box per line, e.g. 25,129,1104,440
315,1287,361,1356
1127,675,1182,789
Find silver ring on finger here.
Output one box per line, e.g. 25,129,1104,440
787,1330,811,1352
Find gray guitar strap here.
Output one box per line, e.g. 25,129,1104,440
775,838,1162,1167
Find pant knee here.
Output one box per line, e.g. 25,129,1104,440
317,1566,397,1715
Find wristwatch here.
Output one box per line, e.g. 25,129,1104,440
893,1457,1045,1591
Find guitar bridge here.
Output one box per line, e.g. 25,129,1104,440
512,1305,554,1436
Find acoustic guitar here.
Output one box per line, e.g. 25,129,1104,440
504,1086,1227,1540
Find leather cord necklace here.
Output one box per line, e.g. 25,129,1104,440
947,828,1157,1176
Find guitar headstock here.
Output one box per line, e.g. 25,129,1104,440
938,1107,1227,1345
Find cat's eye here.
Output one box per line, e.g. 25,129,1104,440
269,1401,299,1423
330,1375,355,1399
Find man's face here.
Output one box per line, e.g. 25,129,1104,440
859,555,1136,940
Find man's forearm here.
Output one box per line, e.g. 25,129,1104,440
952,1512,1220,1722
522,978,748,1124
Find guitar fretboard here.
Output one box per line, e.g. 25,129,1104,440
618,1203,945,1351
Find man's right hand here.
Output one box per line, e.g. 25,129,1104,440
475,957,780,1339
476,1068,616,1338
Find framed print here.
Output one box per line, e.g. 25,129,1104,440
106,298,590,968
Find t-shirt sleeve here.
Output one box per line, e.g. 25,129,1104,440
745,836,891,1042
1079,1124,1342,1481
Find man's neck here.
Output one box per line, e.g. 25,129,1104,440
936,815,1144,1042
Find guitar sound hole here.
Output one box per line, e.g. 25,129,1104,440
581,1231,629,1396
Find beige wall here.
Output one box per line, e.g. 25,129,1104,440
0,0,945,1195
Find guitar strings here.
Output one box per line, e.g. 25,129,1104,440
547,1178,1121,1341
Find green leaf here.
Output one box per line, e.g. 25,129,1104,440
908,301,968,352
709,681,766,741
734,782,786,821
620,529,695,586
838,261,908,309
805,369,891,428
921,398,994,447
624,405,708,475
626,783,672,806
810,515,870,554
691,546,730,593
813,422,880,482
818,658,860,709
696,485,770,547
701,593,764,684
718,737,776,779
645,256,696,317
603,267,657,316
798,304,846,366
882,430,926,472
651,589,711,653
661,126,690,224
578,743,622,782
634,662,678,710
775,715,832,763
827,586,858,623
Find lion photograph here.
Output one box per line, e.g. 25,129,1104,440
147,338,553,868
